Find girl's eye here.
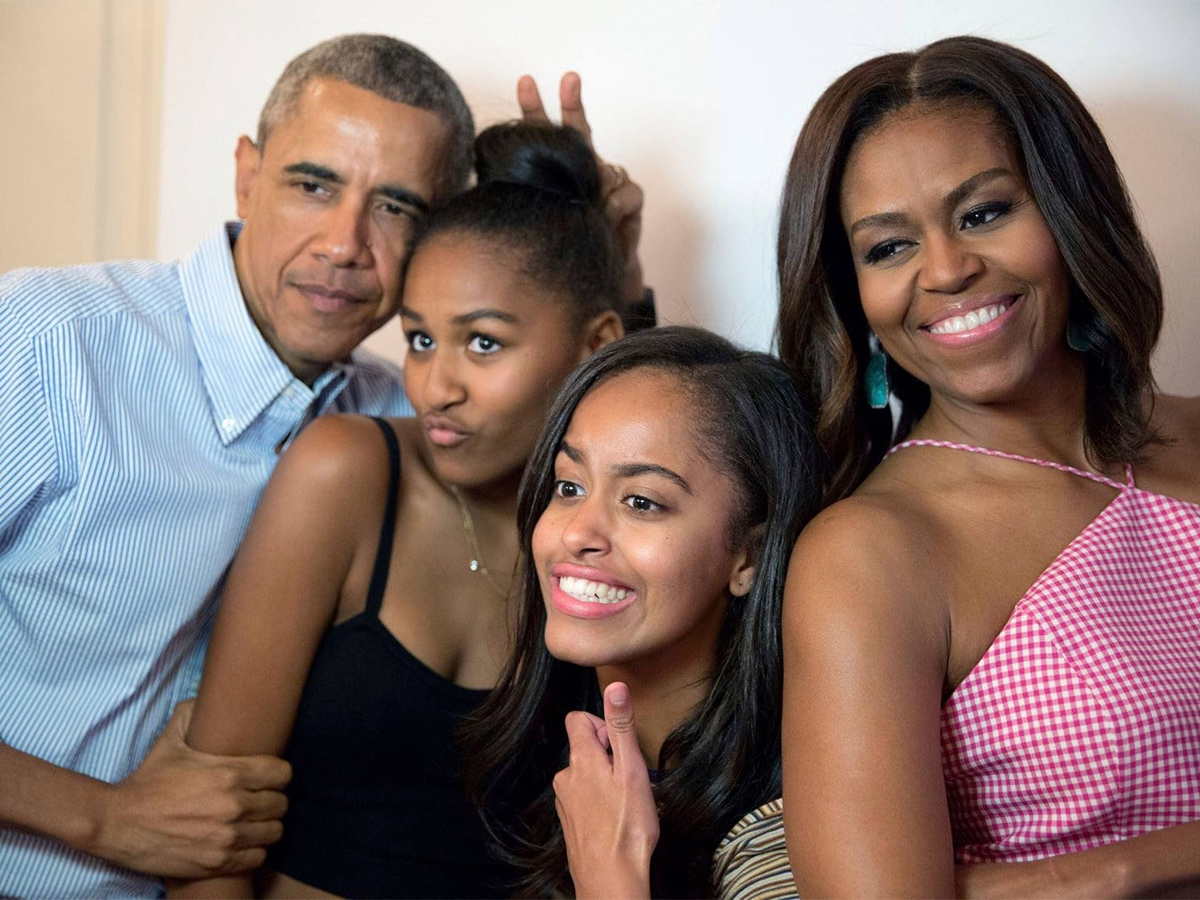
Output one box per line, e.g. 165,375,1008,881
553,479,584,499
407,332,434,353
863,239,913,265
623,495,662,513
961,201,1012,229
468,333,502,355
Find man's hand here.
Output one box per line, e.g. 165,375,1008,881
86,700,290,878
553,682,658,900
518,72,645,306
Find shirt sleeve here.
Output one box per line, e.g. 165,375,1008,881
0,291,58,536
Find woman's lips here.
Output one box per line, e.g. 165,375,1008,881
423,416,470,447
547,566,637,620
921,295,1021,345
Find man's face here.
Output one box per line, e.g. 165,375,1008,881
233,77,450,383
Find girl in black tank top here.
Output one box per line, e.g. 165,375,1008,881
176,112,644,898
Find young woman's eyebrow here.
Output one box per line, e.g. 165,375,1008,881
613,463,693,494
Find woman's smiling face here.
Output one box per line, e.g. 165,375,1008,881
533,369,756,677
839,102,1074,407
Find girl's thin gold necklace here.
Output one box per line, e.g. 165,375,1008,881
448,485,509,599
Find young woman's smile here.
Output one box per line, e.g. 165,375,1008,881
840,103,1074,405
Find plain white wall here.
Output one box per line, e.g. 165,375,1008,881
156,0,1200,393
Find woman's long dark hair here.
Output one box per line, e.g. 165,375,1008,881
776,35,1163,504
463,327,823,898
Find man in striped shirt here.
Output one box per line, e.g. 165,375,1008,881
0,35,475,898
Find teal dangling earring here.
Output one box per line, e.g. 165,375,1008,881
865,333,890,410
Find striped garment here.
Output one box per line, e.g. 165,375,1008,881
888,440,1200,862
712,798,800,899
0,223,412,898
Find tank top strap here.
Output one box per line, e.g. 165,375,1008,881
887,438,1128,491
365,417,402,618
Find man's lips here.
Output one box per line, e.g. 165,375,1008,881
292,282,373,313
423,415,471,448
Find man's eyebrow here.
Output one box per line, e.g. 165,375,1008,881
282,162,429,215
283,162,343,183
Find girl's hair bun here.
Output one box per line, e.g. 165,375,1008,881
473,121,601,207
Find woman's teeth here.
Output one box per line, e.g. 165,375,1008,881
559,575,629,604
929,302,1009,335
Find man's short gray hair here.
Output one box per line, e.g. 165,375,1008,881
257,34,474,199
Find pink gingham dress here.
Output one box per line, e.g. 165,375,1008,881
889,439,1200,862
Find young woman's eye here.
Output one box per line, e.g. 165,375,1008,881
553,479,584,499
961,201,1012,229
467,333,502,355
406,331,434,354
863,239,913,265
623,494,663,513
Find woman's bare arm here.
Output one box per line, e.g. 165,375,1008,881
169,416,391,898
781,499,956,898
958,821,1200,899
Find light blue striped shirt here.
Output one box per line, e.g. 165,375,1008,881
0,223,412,898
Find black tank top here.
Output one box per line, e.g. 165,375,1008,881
265,418,516,898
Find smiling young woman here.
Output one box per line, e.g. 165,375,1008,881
776,36,1200,898
170,120,631,899
466,327,823,899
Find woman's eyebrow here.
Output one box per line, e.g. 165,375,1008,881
613,463,693,494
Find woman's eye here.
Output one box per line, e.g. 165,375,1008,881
863,239,912,265
467,333,502,354
961,201,1012,229
553,479,583,499
623,495,662,513
407,332,434,353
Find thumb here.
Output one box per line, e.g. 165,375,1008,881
603,682,643,774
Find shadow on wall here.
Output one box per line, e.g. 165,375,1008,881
1091,93,1200,396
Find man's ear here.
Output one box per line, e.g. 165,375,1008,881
728,522,765,598
234,135,262,219
577,309,624,363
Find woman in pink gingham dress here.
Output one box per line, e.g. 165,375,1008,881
775,36,1200,898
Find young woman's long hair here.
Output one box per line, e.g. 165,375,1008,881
464,326,823,897
776,35,1164,504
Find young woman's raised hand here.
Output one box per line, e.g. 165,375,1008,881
553,682,658,900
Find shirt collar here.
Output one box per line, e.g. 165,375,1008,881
179,222,350,444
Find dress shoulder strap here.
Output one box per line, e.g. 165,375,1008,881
365,416,402,617
888,438,1130,491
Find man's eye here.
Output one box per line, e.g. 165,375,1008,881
407,332,434,353
297,181,326,196
468,334,502,355
553,480,583,499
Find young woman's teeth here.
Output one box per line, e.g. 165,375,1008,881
560,576,629,604
929,302,1009,335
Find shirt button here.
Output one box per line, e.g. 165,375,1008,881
221,418,236,432
282,386,296,400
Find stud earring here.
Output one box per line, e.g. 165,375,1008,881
1066,318,1093,353
865,333,890,410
